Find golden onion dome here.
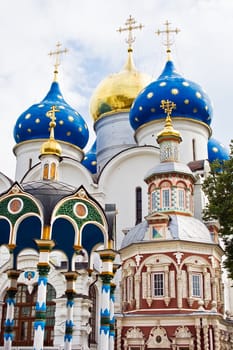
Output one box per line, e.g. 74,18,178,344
40,138,62,157
90,49,152,122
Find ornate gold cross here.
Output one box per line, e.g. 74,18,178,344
48,42,68,80
117,15,144,51
156,20,180,58
160,99,176,129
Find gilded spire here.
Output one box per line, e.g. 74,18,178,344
156,20,180,61
117,15,144,53
48,42,68,81
41,105,62,157
157,99,181,142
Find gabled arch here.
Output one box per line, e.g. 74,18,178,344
51,186,109,252
0,183,43,250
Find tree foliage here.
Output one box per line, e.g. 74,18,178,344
202,142,233,279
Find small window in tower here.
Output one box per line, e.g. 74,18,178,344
162,189,170,208
192,274,202,297
43,163,49,180
153,272,164,297
126,276,134,302
151,191,158,211
192,138,196,161
51,162,56,180
135,187,142,225
178,189,185,208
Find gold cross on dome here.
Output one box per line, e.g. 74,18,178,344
160,99,176,118
46,105,60,139
156,20,180,59
48,42,68,81
46,105,60,124
117,15,144,51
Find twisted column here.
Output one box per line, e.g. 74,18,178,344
99,249,116,350
64,272,78,350
4,270,20,350
33,239,54,350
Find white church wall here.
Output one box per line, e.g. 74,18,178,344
98,146,159,250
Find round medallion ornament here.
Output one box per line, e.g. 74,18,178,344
73,202,88,218
8,198,24,214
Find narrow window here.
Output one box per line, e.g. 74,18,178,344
162,189,170,208
153,273,164,297
192,138,196,161
29,158,32,170
43,163,49,180
89,284,97,345
135,187,142,225
50,162,56,180
178,189,185,208
126,276,134,302
151,191,157,211
192,274,202,297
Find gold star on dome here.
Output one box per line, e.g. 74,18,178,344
156,20,180,60
117,15,144,52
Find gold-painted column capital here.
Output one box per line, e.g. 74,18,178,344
34,238,55,251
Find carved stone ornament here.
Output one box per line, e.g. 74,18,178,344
147,326,171,348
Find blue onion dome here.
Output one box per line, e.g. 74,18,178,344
81,140,97,174
208,137,230,163
14,81,89,149
129,59,213,130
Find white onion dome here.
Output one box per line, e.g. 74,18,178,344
208,137,230,163
130,60,213,130
89,49,151,123
14,81,89,149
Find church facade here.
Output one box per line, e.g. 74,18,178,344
0,17,232,350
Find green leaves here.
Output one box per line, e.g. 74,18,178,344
203,141,233,277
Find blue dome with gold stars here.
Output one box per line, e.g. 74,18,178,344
81,140,97,174
14,81,89,149
130,60,213,130
208,137,230,163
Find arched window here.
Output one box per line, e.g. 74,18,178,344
160,181,171,209
135,187,142,225
43,163,49,180
89,283,97,346
50,162,56,180
0,283,55,346
177,182,186,210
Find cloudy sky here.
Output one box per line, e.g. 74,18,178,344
0,0,232,179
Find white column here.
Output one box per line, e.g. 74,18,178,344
64,272,78,350
3,270,20,350
99,249,116,350
33,238,54,350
